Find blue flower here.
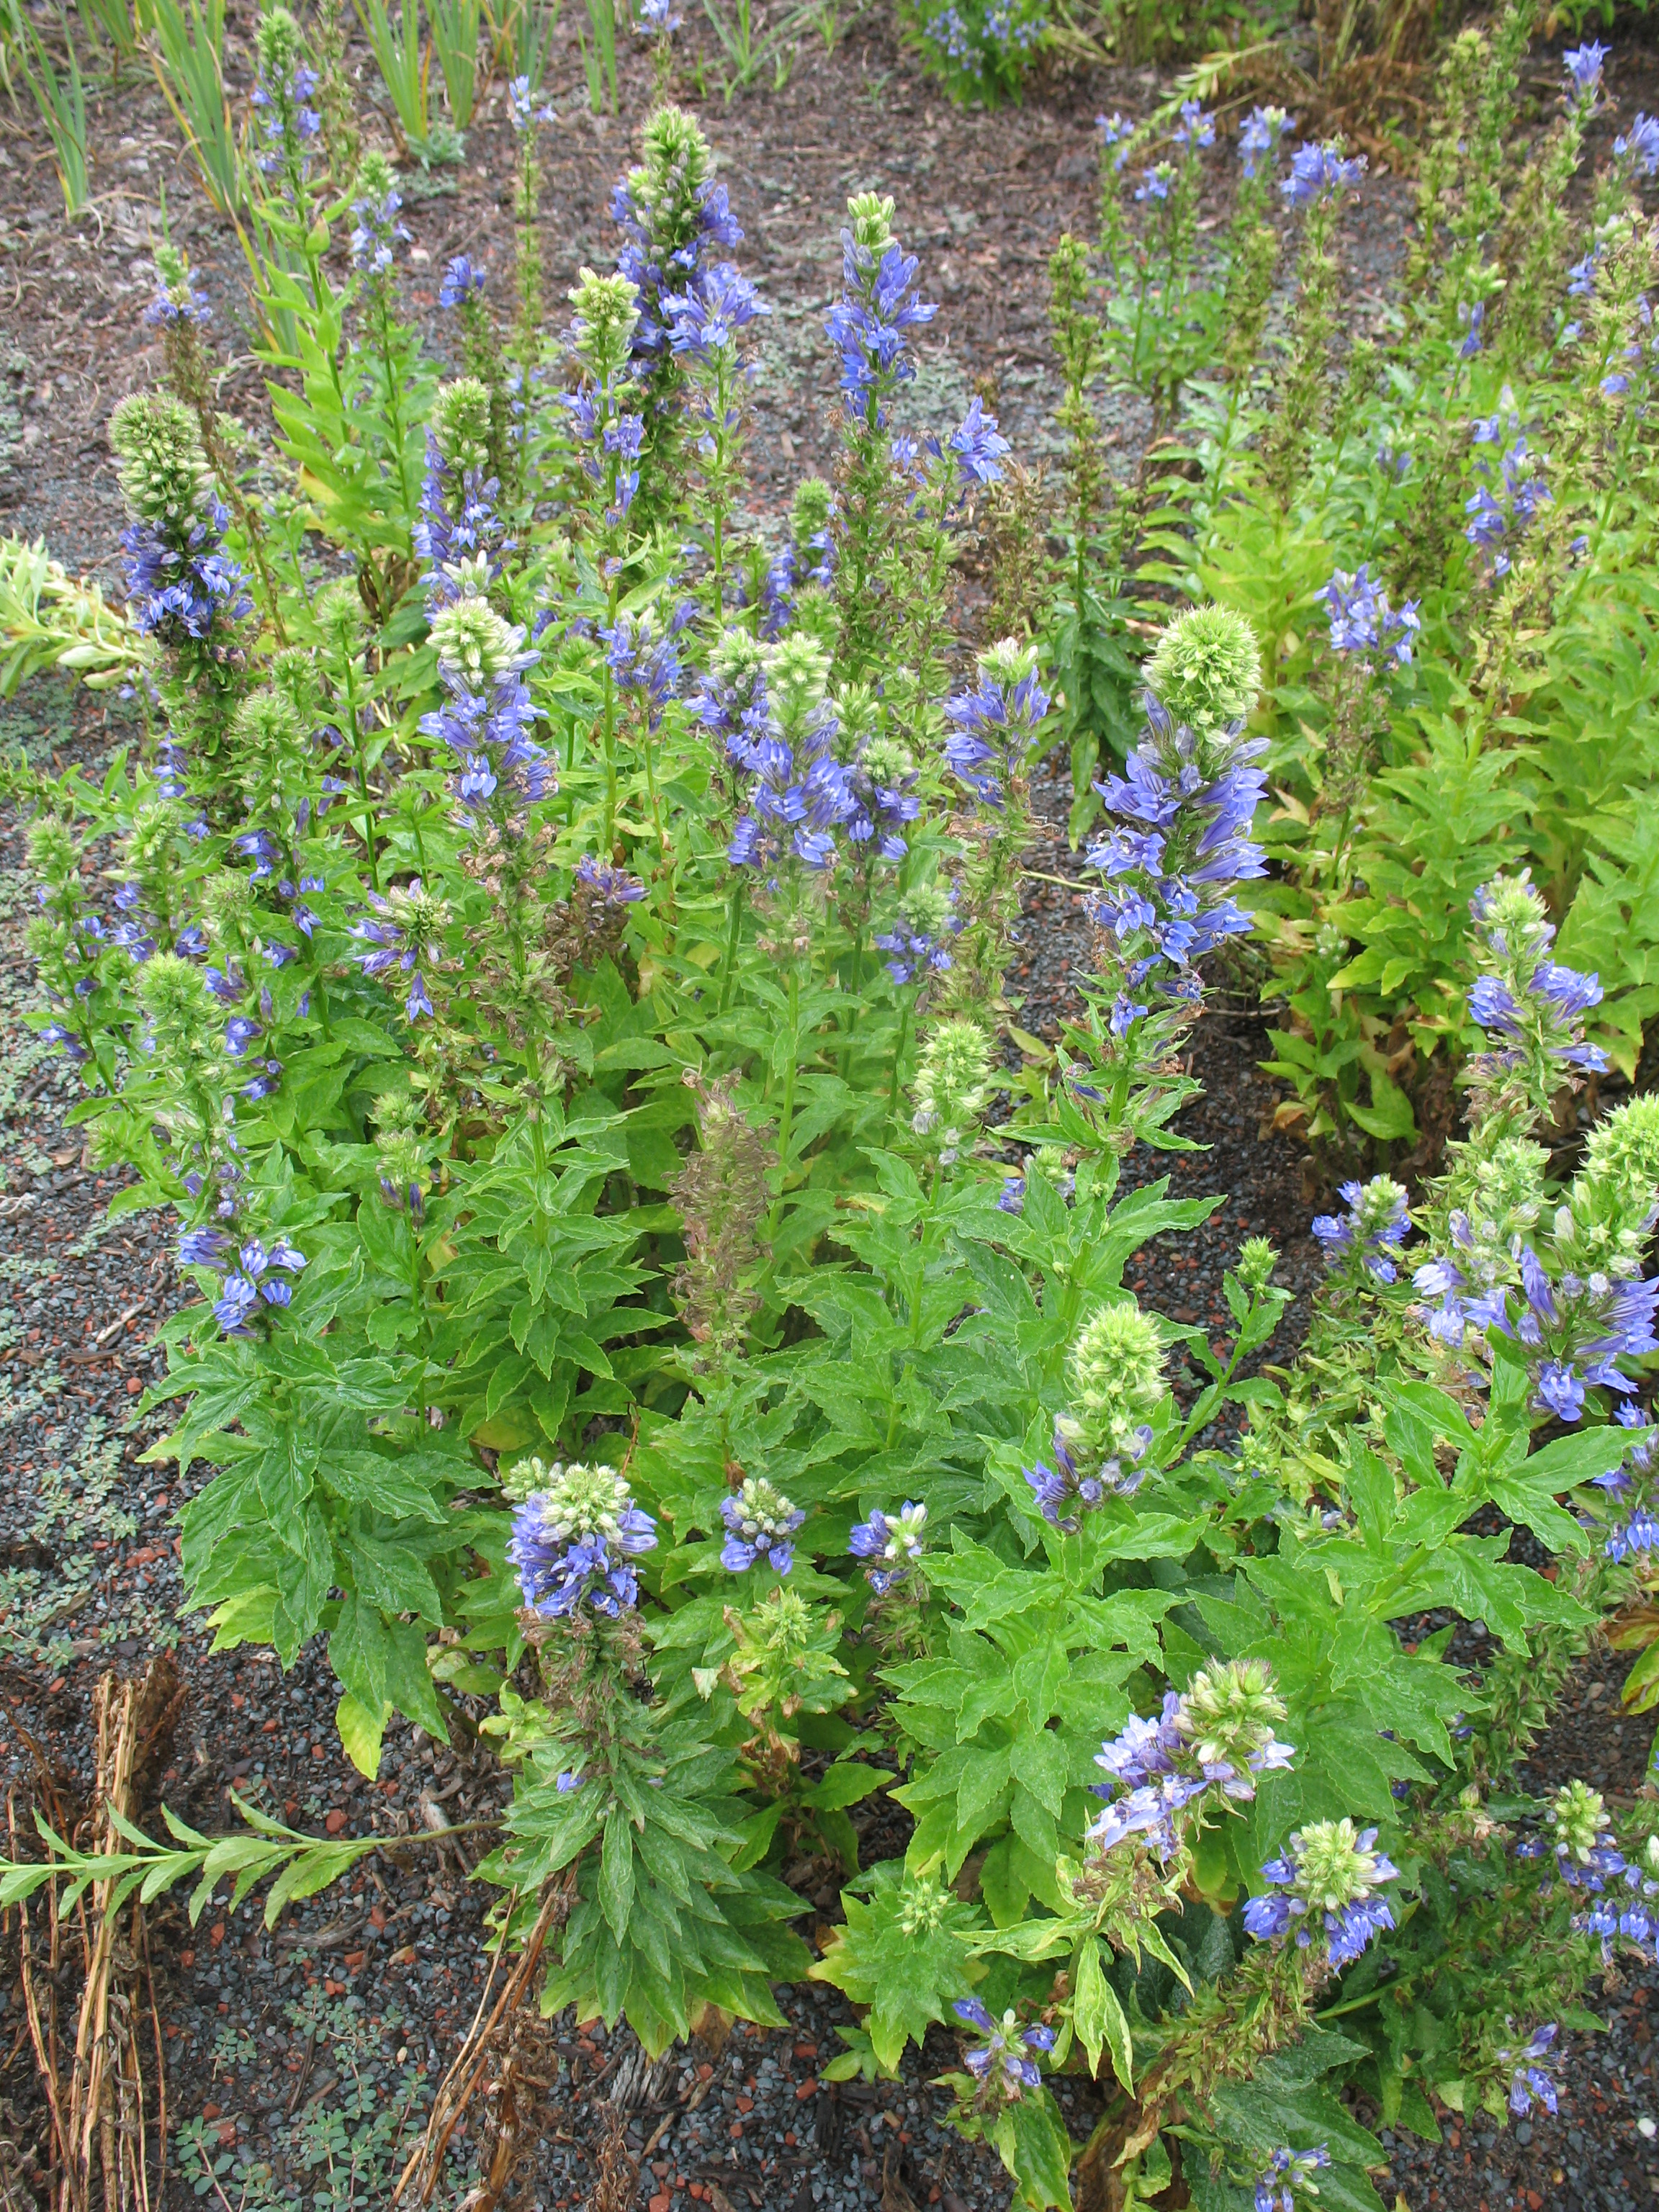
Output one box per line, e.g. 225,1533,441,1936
439,255,487,307
824,200,938,420
1254,2144,1331,2212
952,2000,1055,2095
720,1476,804,1573
576,853,647,905
1318,564,1420,666
1563,40,1608,99
1615,112,1659,175
1281,140,1365,204
1238,104,1294,179
1311,1176,1411,1283
1172,99,1215,151
944,641,1050,809
662,262,767,359
509,1461,657,1619
1503,2024,1560,2116
1242,1817,1399,1966
848,1500,927,1593
948,395,1010,487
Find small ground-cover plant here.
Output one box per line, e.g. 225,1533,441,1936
4,16,1658,2211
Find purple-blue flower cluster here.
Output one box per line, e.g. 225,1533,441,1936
1254,2145,1331,2212
1318,564,1421,666
720,1476,804,1574
950,2000,1054,2095
944,641,1050,809
825,193,938,421
180,1226,307,1335
1087,1660,1295,1861
848,1500,927,1595
509,1461,658,1619
421,598,553,824
1242,1817,1400,1967
1281,140,1366,205
1083,691,1267,1046
1312,1175,1411,1283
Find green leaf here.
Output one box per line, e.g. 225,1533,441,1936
600,1815,636,1941
808,1762,888,1812
336,1692,390,1780
1344,1067,1416,1142
1072,1936,1133,2089
999,2088,1074,2211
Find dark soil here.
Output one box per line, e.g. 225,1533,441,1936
4,6,1659,2208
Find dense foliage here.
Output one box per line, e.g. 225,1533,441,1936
6,6,1659,2208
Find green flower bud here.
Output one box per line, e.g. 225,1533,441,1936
845,191,897,259
1290,1817,1390,1912
109,393,212,529
1548,1779,1606,1865
432,377,493,476
1178,1657,1290,1771
428,595,525,686
764,633,831,734
1143,605,1262,733
200,870,258,935
1236,1236,1279,1292
27,817,79,889
570,268,642,384
1060,1301,1166,1467
910,1018,993,1159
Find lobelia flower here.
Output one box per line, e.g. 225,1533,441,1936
637,0,682,28
662,261,767,360
727,635,853,876
951,2000,1055,2097
421,596,554,824
1563,39,1607,105
509,1459,657,1619
439,254,487,308
415,378,504,611
353,879,451,1023
601,607,683,732
1087,1659,1295,1860
945,639,1051,809
251,6,320,192
1465,876,1608,1095
1281,140,1366,204
1614,112,1659,176
576,853,647,906
1026,1303,1165,1528
1254,2144,1331,2212
507,73,556,131
1097,112,1134,174
1242,1817,1400,1966
1084,608,1266,1058
1318,564,1421,666
720,1475,805,1573
848,1500,927,1594
1312,1175,1411,1283
207,1235,307,1334
875,882,962,986
826,192,938,421
349,165,410,279
1501,2025,1560,2116
1172,98,1215,151
109,394,251,657
1238,104,1294,181
1134,163,1174,203
948,395,1011,489
843,734,922,866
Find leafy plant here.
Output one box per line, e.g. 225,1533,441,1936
11,22,1659,2212
20,15,91,217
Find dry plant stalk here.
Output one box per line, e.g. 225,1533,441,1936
10,1655,182,2212
393,1876,573,2210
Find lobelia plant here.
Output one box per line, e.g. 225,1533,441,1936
9,19,1659,2212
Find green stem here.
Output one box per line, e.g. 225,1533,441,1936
717,877,747,1017
765,967,801,1243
